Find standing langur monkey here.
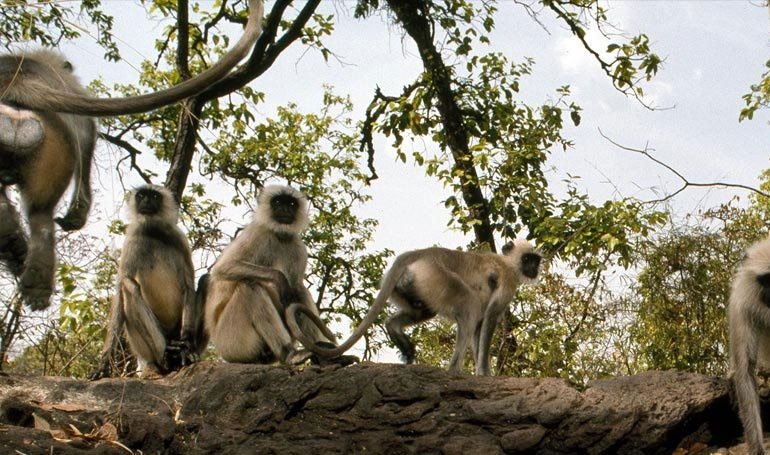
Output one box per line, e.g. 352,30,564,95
0,0,263,310
203,185,338,365
90,185,206,379
288,240,542,375
729,237,770,455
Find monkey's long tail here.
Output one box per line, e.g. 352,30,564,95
286,253,415,358
18,0,263,116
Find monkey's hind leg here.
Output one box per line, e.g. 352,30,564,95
215,285,308,364
0,188,28,276
55,121,95,232
120,278,169,377
385,306,436,365
18,210,57,310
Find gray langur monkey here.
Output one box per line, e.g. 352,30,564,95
203,184,339,365
0,0,263,310
729,237,770,455
288,239,542,375
90,185,206,380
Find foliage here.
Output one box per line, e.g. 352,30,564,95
361,0,666,271
0,0,119,60
6,235,116,377
625,203,767,376
740,59,770,121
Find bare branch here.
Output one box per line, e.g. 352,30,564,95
100,132,154,184
599,128,770,202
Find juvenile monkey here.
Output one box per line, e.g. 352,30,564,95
729,237,770,454
90,185,206,379
203,185,337,365
288,240,542,375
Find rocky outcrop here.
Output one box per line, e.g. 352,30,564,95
0,362,743,454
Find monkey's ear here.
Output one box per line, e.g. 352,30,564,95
502,241,514,254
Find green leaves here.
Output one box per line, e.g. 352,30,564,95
739,59,770,122
0,0,119,60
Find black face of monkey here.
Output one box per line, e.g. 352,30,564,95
270,193,298,225
757,273,770,306
521,253,541,279
134,188,163,215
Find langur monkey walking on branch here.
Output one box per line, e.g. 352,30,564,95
729,237,770,455
288,239,542,375
203,184,342,365
90,185,207,379
0,0,263,310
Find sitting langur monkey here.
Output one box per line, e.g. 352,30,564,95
288,240,542,375
203,185,339,365
0,0,263,310
729,237,770,455
90,185,206,379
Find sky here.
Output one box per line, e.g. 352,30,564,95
50,0,770,255
18,0,770,359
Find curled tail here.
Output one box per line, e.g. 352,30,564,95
286,252,416,359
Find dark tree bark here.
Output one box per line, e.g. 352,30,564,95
165,98,203,200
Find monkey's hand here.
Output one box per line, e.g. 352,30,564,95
88,362,112,381
246,269,295,305
164,338,198,371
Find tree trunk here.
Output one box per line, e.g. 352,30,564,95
386,0,496,251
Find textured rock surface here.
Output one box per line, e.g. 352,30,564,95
0,362,743,454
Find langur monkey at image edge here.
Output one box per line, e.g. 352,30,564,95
729,237,770,455
203,184,339,365
288,240,542,375
0,0,263,310
90,185,207,379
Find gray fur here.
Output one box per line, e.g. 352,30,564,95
0,0,263,116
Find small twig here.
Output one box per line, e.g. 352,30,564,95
599,128,770,202
99,132,154,184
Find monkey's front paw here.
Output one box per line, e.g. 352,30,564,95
313,354,359,367
88,364,112,381
164,339,197,371
286,349,314,365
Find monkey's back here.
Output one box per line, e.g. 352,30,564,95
394,247,505,315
